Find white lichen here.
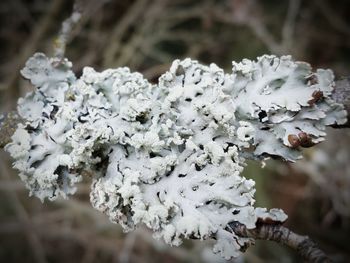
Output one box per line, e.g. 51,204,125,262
226,55,347,160
5,53,346,259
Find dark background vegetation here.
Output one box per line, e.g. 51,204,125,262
0,0,349,262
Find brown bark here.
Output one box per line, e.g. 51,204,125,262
229,221,331,263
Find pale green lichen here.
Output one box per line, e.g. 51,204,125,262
5,53,346,259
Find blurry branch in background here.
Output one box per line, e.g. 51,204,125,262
314,0,350,35
103,0,169,68
102,0,150,67
213,0,281,54
53,0,108,59
228,221,331,263
119,232,137,263
213,0,301,55
54,0,82,58
0,154,47,263
1,0,65,109
281,0,301,51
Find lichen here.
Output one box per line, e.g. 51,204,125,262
5,53,346,259
225,55,347,160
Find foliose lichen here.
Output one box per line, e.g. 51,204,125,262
5,53,346,259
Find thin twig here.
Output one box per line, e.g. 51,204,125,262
103,0,150,67
112,0,166,68
214,0,283,54
229,221,331,263
281,0,301,51
314,0,350,35
54,0,82,58
118,231,137,263
2,0,65,110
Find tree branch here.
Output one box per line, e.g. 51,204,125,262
228,221,331,263
54,0,82,58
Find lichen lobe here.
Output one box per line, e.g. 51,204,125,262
5,53,346,259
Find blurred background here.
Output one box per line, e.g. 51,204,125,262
0,0,349,262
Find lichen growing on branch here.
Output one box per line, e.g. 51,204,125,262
5,53,346,259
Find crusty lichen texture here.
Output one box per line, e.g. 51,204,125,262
5,53,346,259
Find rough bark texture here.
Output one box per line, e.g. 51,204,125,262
228,221,331,263
332,77,350,128
0,112,22,148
